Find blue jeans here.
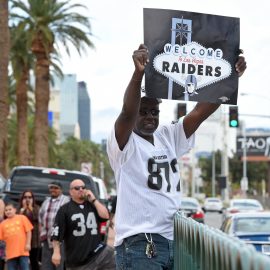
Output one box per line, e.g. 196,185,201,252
115,233,174,270
7,256,29,270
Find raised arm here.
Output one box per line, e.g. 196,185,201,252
183,55,247,138
85,189,109,219
115,44,149,150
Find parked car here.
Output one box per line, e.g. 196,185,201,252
179,197,205,223
2,166,99,206
203,197,223,213
92,176,109,205
223,198,264,220
220,212,270,256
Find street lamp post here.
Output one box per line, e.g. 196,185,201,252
240,92,270,196
240,121,248,196
221,105,229,202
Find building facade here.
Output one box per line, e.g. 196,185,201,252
78,81,91,140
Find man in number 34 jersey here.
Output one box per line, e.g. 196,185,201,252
107,44,246,270
51,179,115,270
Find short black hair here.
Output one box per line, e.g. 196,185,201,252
141,96,162,104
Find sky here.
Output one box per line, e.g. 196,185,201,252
61,0,270,143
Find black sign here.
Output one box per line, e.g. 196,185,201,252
237,136,270,156
143,8,240,104
218,176,227,189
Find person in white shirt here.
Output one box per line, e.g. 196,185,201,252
107,44,246,270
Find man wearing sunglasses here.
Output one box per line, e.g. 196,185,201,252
107,44,246,270
51,179,115,270
39,182,69,270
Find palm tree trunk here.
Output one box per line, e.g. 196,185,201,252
16,67,30,165
0,0,9,177
33,51,50,167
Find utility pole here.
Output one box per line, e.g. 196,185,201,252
212,144,216,197
240,121,248,196
221,106,229,202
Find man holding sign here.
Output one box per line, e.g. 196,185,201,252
107,43,245,269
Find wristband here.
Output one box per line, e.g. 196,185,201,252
92,198,97,204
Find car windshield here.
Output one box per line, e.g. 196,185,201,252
233,202,261,210
235,217,270,233
207,199,220,203
181,201,198,208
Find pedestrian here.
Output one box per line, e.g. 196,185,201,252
0,199,5,270
106,44,246,269
39,181,69,270
19,190,41,270
0,203,33,270
51,179,115,270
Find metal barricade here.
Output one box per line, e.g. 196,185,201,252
174,211,270,270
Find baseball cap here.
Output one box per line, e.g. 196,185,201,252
48,181,62,189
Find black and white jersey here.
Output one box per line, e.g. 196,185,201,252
107,119,195,246
51,200,107,267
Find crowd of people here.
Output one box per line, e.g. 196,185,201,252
0,180,115,270
0,44,246,270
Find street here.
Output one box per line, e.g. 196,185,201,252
204,212,224,229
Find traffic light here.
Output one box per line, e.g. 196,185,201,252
176,103,187,120
229,106,239,127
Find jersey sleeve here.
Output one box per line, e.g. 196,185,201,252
91,203,108,223
158,117,195,157
51,205,66,242
107,125,135,171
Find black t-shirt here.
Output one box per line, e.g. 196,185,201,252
51,200,107,267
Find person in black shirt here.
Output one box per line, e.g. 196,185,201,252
51,179,115,270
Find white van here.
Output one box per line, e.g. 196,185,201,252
92,176,108,203
92,176,109,241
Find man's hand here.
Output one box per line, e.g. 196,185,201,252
132,44,149,74
84,189,96,203
235,53,247,77
52,252,61,266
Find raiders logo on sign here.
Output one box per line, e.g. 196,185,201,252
144,8,240,105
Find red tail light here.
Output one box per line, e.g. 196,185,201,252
99,222,107,235
229,209,239,214
191,211,204,219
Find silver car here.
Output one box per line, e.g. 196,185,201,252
221,212,270,256
203,197,223,213
223,198,264,220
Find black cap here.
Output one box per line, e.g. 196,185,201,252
48,181,62,189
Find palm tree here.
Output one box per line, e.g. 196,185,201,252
11,0,94,167
10,26,33,165
0,0,9,177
